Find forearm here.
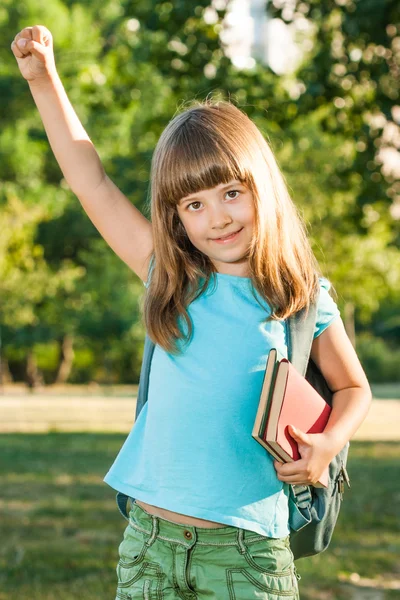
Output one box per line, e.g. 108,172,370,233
28,73,105,196
323,386,372,455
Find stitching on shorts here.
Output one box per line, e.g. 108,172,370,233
171,544,179,593
226,567,297,597
226,568,236,600
143,579,151,600
186,544,196,590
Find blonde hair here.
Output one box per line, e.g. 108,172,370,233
143,98,322,354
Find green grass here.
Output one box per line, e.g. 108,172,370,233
0,434,399,600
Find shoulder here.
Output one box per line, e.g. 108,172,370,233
313,276,341,340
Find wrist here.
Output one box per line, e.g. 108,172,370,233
28,70,60,90
321,429,347,457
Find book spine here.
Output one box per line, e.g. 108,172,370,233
252,434,284,462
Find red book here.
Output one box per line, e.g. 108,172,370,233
252,350,331,488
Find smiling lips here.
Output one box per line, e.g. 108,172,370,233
211,228,243,243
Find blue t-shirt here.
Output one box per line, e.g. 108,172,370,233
104,273,340,537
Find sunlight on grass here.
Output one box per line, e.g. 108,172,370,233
1,434,399,600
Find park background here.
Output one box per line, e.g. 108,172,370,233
1,0,399,599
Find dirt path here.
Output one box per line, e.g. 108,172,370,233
0,395,399,439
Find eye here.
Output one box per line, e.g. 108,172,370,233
226,190,240,200
187,201,202,212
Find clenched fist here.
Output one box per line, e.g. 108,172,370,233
11,25,57,85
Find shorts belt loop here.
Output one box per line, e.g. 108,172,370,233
146,515,159,547
237,529,247,554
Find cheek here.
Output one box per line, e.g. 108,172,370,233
238,202,255,227
178,220,203,249
181,216,206,239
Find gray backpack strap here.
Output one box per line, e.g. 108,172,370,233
135,334,156,420
285,302,318,532
285,303,317,376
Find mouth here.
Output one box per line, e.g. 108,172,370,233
211,228,243,243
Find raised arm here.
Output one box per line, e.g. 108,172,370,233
11,25,153,282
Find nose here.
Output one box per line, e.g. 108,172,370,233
209,204,232,230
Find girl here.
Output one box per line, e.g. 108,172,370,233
11,25,372,600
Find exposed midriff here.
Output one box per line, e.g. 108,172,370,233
135,499,227,528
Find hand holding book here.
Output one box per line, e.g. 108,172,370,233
273,425,335,488
252,348,335,488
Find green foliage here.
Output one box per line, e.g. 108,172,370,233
268,0,400,232
356,332,400,383
273,107,400,318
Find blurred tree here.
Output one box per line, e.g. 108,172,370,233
2,0,399,384
268,0,400,220
266,0,400,341
0,183,85,386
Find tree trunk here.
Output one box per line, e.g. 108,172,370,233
1,357,13,383
343,301,356,349
26,349,44,389
0,357,13,391
55,334,75,384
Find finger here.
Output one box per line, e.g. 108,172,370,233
276,469,309,482
12,39,29,58
275,460,306,476
14,38,33,57
15,27,34,42
11,28,31,57
32,25,52,46
11,40,23,58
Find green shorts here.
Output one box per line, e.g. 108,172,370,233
115,500,300,599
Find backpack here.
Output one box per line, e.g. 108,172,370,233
116,302,350,561
285,302,351,560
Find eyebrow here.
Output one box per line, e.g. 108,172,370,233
179,181,243,204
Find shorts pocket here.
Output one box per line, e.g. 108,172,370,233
116,559,164,598
227,535,298,598
116,524,164,597
118,523,148,565
243,535,293,577
226,567,297,599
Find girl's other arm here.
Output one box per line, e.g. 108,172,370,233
274,317,372,486
309,317,372,452
11,25,153,282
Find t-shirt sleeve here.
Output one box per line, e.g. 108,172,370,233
314,277,341,339
143,253,155,288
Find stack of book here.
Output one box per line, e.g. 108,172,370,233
252,349,331,488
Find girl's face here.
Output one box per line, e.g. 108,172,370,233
176,180,255,277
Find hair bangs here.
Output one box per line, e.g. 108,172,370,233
156,116,249,207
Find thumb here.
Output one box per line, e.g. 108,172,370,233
288,424,309,444
23,39,48,62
